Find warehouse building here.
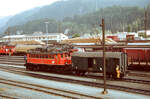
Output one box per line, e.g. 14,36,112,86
0,32,68,43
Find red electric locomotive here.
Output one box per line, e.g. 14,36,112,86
25,45,77,71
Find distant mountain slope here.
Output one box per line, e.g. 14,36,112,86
0,16,12,33
1,0,150,33
7,7,41,26
0,16,12,26
7,5,150,36
0,7,41,34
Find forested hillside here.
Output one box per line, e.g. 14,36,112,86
5,4,150,37
2,0,150,36
4,0,150,27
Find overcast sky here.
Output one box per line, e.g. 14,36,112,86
0,0,59,16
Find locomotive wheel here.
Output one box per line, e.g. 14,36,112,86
106,74,111,78
75,71,85,76
75,71,80,76
112,73,120,80
119,74,124,79
29,64,34,71
26,65,30,71
33,66,38,71
80,71,86,76
36,65,40,71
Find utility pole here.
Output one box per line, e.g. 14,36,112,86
100,18,108,94
7,27,10,43
45,22,49,46
144,8,147,38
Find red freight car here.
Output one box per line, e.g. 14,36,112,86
0,45,15,55
123,48,150,66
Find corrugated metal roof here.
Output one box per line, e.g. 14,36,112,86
128,43,150,45
3,35,25,38
72,52,122,58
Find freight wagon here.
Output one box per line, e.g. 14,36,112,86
0,45,15,55
72,52,127,78
123,48,150,66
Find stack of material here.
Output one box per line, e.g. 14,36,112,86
9,40,45,45
61,37,117,45
15,45,42,52
105,38,117,44
61,37,101,44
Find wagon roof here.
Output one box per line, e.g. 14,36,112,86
72,52,123,58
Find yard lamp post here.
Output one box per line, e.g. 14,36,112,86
100,18,108,94
45,22,49,46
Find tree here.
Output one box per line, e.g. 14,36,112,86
72,33,80,38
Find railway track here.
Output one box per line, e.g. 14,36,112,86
1,62,150,85
0,56,150,95
128,71,150,78
0,64,150,96
0,94,18,99
0,55,25,66
0,77,99,99
1,55,150,78
86,74,150,85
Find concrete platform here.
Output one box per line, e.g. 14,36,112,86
0,70,149,99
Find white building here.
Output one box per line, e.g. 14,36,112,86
137,30,150,38
0,33,68,43
106,32,139,40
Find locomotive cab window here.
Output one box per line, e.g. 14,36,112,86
55,55,57,58
65,54,68,57
49,55,54,59
68,53,71,57
45,54,48,58
61,54,63,58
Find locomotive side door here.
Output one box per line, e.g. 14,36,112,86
121,53,128,75
55,54,60,65
88,58,94,71
88,58,102,72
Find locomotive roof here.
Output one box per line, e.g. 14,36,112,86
27,51,70,55
72,52,123,58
